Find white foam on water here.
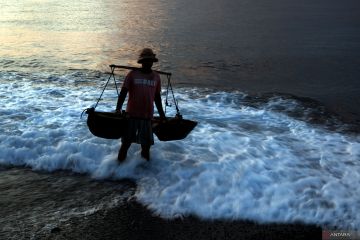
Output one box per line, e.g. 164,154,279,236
1,73,360,230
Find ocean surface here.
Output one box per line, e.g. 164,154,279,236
1,0,360,237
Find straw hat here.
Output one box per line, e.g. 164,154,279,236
137,48,158,63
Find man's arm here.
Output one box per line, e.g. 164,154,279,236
154,92,166,119
116,87,128,113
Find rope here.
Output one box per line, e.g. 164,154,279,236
93,66,116,109
165,75,170,114
165,74,181,116
111,66,119,96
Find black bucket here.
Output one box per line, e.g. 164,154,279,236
85,108,126,139
85,108,197,141
152,116,197,141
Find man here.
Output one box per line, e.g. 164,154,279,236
115,48,166,162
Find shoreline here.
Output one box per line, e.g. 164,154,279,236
39,200,323,240
0,169,323,240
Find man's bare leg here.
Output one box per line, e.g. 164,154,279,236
118,141,131,162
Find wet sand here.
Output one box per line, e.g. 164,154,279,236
40,200,322,240
0,169,323,240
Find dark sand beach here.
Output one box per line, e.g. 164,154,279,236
1,169,323,240
39,200,322,240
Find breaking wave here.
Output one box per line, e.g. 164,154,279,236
1,71,360,230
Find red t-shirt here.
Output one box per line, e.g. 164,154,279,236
122,70,161,119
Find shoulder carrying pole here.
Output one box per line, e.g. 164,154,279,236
110,65,180,117
92,65,179,115
109,64,172,77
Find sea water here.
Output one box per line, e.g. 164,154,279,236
1,0,360,237
1,70,360,232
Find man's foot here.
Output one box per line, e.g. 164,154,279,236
141,150,150,161
118,142,131,163
117,152,127,163
141,144,150,161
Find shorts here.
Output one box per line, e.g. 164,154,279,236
122,118,154,145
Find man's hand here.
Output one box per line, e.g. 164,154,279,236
116,87,128,113
159,115,167,123
155,92,166,120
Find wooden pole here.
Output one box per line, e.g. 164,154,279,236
109,64,172,76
